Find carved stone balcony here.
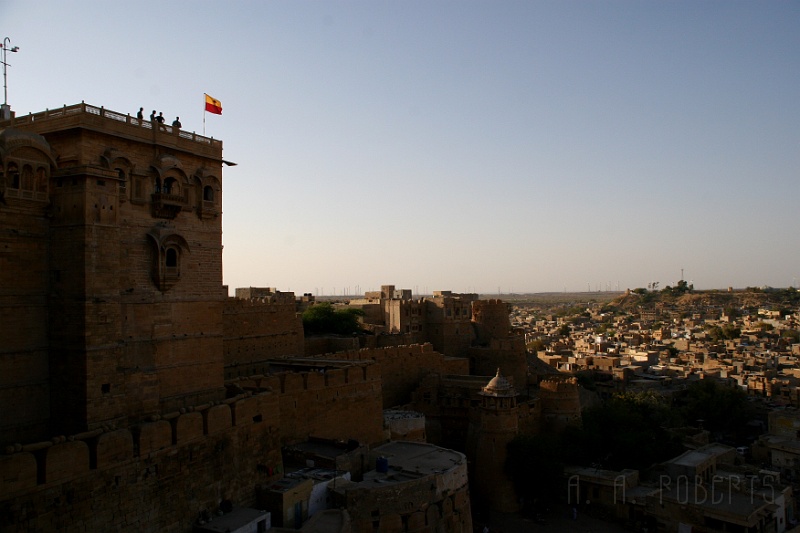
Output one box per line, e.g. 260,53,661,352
151,192,185,219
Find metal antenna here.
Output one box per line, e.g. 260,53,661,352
1,37,20,116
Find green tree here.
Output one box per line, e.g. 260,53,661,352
781,329,800,343
527,339,546,352
302,302,364,335
706,324,741,342
675,380,755,440
560,391,683,471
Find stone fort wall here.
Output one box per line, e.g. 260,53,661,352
307,344,469,408
471,299,511,344
0,363,385,532
538,376,582,430
223,298,305,378
231,365,385,446
1,393,282,533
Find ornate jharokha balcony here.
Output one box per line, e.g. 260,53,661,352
151,192,185,219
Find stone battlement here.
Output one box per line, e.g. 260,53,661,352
224,297,296,310
229,364,379,395
2,360,384,505
472,299,507,307
0,391,275,501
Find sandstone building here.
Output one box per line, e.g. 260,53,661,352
0,103,228,445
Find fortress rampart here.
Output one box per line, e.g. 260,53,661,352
307,343,469,408
1,361,385,532
223,298,305,376
471,299,511,343
1,392,281,532
538,376,582,430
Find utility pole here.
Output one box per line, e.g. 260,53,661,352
1,37,20,120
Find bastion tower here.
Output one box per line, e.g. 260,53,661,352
0,104,228,443
466,368,520,513
471,298,511,344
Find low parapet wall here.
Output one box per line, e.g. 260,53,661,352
0,392,284,533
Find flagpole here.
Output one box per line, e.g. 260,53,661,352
202,93,206,136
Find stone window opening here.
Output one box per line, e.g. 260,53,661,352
21,165,33,191
163,177,178,195
154,177,162,194
148,228,190,292
116,168,127,195
203,185,214,202
7,163,19,189
36,168,48,193
165,246,179,273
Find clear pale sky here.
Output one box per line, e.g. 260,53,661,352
3,1,799,295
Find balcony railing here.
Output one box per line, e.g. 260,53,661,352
0,102,222,148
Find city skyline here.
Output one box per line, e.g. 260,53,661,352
3,1,799,294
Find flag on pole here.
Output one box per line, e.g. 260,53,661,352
204,94,222,115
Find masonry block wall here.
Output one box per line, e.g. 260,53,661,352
309,344,469,408
0,392,283,533
223,298,305,377
0,130,56,445
273,365,385,446
304,336,360,357
538,376,582,430
466,400,520,514
418,296,477,357
471,299,511,344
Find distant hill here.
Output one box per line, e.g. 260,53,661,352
486,291,623,305
605,287,800,313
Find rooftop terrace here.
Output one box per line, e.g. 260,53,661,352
0,102,223,154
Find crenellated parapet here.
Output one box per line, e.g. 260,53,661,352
223,297,305,373
223,361,384,446
0,391,281,504
537,376,582,430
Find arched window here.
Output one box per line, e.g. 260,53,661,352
36,168,48,193
165,247,178,268
21,165,33,191
7,163,19,189
161,245,181,290
116,168,127,195
203,185,214,202
154,177,162,194
163,177,177,195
